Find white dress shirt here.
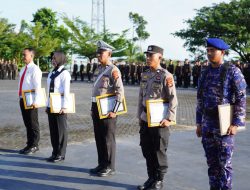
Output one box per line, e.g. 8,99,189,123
18,61,42,105
47,65,71,108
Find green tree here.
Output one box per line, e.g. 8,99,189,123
32,8,58,31
63,16,100,62
32,8,71,52
129,12,150,51
20,21,60,69
0,18,16,60
173,0,250,62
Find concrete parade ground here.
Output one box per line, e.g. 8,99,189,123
0,79,249,190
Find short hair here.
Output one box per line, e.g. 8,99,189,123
24,47,35,55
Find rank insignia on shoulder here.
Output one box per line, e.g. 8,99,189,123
112,70,119,80
143,75,148,79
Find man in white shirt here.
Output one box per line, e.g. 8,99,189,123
19,48,42,154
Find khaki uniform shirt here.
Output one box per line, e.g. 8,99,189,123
92,62,124,103
138,65,178,122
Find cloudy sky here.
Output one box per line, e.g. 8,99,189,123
0,0,231,60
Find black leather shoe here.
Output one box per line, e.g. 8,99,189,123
97,168,115,177
21,146,39,155
137,178,155,190
52,155,65,163
147,180,163,190
19,146,30,154
46,155,56,162
89,165,103,174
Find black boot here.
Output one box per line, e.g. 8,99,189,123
147,180,163,190
137,178,155,190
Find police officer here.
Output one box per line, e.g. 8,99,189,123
182,59,191,88
90,40,124,177
72,60,78,81
0,60,3,80
86,61,92,82
196,38,246,190
137,45,178,190
192,60,201,88
79,61,85,81
175,61,182,88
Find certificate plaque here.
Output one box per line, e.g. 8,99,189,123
50,93,75,113
96,94,127,119
22,88,47,109
218,104,232,135
146,99,176,127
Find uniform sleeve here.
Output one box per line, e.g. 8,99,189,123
62,71,71,109
111,67,124,113
164,74,178,121
231,67,246,126
33,66,42,105
196,74,203,125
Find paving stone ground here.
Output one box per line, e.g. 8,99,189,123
0,79,249,190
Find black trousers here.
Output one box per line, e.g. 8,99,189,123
19,99,40,147
140,120,170,180
91,103,117,170
176,76,182,87
47,109,68,157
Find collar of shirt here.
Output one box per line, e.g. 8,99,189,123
26,61,35,68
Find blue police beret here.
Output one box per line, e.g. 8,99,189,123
206,38,230,50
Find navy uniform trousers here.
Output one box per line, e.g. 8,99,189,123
47,109,68,157
140,120,170,180
19,98,40,147
91,102,117,170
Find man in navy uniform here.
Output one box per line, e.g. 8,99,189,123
196,38,246,190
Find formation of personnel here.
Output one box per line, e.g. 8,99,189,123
5,38,247,190
70,58,250,93
0,59,18,80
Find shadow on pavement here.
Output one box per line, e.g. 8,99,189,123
0,168,136,190
0,178,78,190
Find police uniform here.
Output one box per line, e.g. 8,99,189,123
138,45,178,190
196,38,246,190
46,64,71,162
18,61,42,154
90,40,124,177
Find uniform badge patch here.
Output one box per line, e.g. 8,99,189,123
112,70,119,80
166,77,173,87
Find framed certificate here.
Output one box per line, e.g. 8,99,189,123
146,99,176,127
50,93,75,113
96,93,127,119
22,88,47,109
218,104,233,135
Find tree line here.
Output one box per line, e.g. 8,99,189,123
0,0,249,71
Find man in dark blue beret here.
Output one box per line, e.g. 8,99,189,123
196,38,246,190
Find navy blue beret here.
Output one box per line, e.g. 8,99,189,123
206,38,230,50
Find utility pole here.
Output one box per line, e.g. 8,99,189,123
91,0,106,34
